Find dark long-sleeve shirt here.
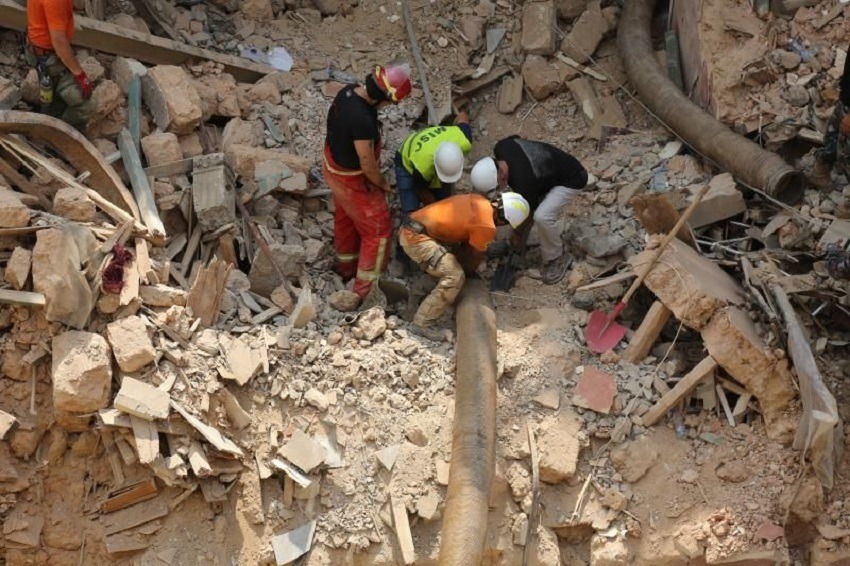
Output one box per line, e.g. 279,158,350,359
841,47,850,108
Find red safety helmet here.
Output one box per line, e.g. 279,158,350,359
372,64,412,103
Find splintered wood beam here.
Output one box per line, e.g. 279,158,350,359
622,301,673,363
117,129,166,240
641,356,718,426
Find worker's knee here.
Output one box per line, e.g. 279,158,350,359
533,205,553,225
439,255,465,289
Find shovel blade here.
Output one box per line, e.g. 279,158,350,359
490,258,515,292
585,309,628,353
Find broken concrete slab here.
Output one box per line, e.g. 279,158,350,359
572,366,616,414
521,1,557,55
328,290,360,312
114,376,171,420
218,335,263,386
375,444,401,472
106,315,156,372
356,307,387,341
141,132,183,167
497,74,524,114
53,187,97,222
52,330,113,413
248,243,305,297
561,2,611,63
290,287,316,328
538,410,583,483
141,65,203,135
0,191,29,228
139,284,187,307
111,57,147,94
0,76,22,110
224,144,312,180
610,436,658,483
522,54,574,101
533,388,561,410
628,236,745,330
271,520,317,566
278,429,327,473
416,491,440,521
192,153,234,232
4,246,30,290
685,173,746,229
702,306,796,441
556,0,589,20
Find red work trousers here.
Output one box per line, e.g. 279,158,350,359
323,148,392,299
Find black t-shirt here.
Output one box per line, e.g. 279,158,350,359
841,46,850,108
326,85,381,170
493,136,588,210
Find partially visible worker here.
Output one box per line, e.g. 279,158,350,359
26,0,95,128
394,111,474,214
812,44,850,211
400,192,530,340
471,136,594,285
323,64,412,302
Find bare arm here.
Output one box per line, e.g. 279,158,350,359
49,30,83,75
353,139,389,191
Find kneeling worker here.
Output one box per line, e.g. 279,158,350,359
400,192,530,340
394,111,473,213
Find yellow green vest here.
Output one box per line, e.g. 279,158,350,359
400,125,472,189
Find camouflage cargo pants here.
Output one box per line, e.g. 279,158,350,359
400,229,466,327
25,50,95,128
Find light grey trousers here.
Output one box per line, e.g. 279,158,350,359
534,185,582,262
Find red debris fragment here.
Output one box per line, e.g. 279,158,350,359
102,244,133,294
572,366,617,414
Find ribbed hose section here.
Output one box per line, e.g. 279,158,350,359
438,279,497,566
618,0,806,204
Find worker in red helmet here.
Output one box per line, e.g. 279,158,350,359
323,64,412,302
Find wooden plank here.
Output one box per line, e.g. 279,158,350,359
630,192,696,247
0,0,272,82
144,158,193,178
555,52,607,81
179,224,202,278
102,478,158,513
622,301,673,363
0,157,52,209
452,66,511,97
575,270,635,292
101,497,169,536
128,74,141,156
118,256,140,306
165,232,188,260
732,391,752,424
117,129,166,239
130,415,159,465
0,290,45,306
521,420,541,566
217,233,238,266
105,532,150,555
641,356,718,426
715,384,736,427
188,441,213,478
390,494,416,565
100,428,126,485
186,258,233,328
135,238,154,284
171,401,243,457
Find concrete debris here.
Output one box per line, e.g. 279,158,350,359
328,290,360,312
0,409,17,439
0,191,29,228
114,376,171,420
142,65,204,135
4,247,31,290
521,1,557,56
522,54,572,101
248,243,306,297
141,132,184,167
0,76,22,110
278,429,327,473
111,57,148,94
106,315,156,373
561,1,611,64
139,284,187,307
53,187,97,222
355,307,387,342
538,410,583,483
290,287,316,328
32,225,96,329
375,444,401,472
416,491,440,521
533,388,560,410
686,173,746,229
610,437,658,483
572,366,616,414
497,74,524,114
52,331,113,413
271,520,317,566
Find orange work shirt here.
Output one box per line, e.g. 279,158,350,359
409,194,497,252
27,0,75,51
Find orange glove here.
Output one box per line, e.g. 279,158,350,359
840,112,850,136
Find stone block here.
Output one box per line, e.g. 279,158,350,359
106,315,156,373
556,0,589,20
221,118,264,151
178,133,204,158
522,1,557,55
225,144,312,179
0,76,22,110
4,247,31,290
522,54,574,101
32,225,96,329
0,191,30,228
113,376,170,420
248,243,306,297
240,0,273,20
52,331,112,413
538,410,582,483
53,187,97,222
561,3,610,64
141,132,183,167
141,65,203,135
685,173,747,229
139,284,187,307
572,366,616,414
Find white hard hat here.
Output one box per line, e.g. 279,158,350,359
500,192,530,229
471,157,498,193
434,142,464,183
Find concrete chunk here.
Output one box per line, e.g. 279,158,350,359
106,315,156,373
141,65,203,135
561,2,610,63
141,132,183,167
522,55,573,101
0,76,22,110
114,376,170,420
538,410,583,483
139,284,187,307
4,247,31,290
111,57,147,94
53,187,97,222
193,154,234,231
702,307,796,441
629,237,745,330
52,331,113,413
278,429,327,473
248,243,306,297
685,173,747,229
0,191,29,228
522,1,557,55
32,225,96,329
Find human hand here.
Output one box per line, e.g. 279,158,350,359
455,110,470,124
841,113,850,136
74,72,93,100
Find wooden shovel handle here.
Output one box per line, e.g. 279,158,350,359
621,181,713,306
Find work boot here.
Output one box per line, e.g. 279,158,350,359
409,323,445,342
811,160,833,192
542,253,573,285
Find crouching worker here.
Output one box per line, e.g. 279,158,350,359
400,192,530,340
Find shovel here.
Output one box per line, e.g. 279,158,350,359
585,182,711,353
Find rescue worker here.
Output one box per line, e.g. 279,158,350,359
400,192,530,340
323,64,412,301
471,136,595,286
394,111,473,214
812,44,850,215
26,0,95,128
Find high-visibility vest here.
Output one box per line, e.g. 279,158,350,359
400,125,472,189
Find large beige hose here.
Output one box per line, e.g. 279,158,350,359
438,279,497,565
618,0,806,204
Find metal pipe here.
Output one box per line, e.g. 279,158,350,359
438,279,497,565
618,0,807,204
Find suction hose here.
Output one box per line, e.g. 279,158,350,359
438,279,497,565
618,0,806,204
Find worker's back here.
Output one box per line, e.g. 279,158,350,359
27,0,74,50
410,194,496,251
